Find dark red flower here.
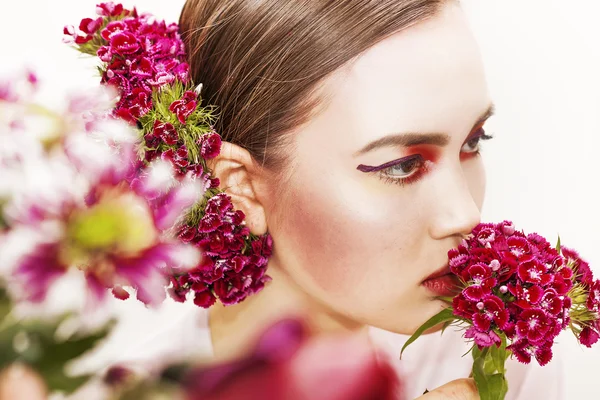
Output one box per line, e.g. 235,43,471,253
473,295,510,331
79,17,103,34
169,91,197,124
517,259,554,286
507,339,553,366
515,309,551,344
587,280,600,312
199,132,222,159
462,263,496,301
101,20,127,41
562,246,594,286
153,120,178,145
193,285,217,308
130,57,154,78
126,87,152,118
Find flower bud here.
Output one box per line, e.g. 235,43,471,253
502,223,515,236
476,302,484,310
499,286,508,294
490,259,500,272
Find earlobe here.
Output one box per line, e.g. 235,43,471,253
209,142,268,235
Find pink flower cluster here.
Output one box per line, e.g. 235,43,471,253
170,193,273,308
64,2,189,125
449,221,599,366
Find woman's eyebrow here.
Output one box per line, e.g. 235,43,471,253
354,103,496,156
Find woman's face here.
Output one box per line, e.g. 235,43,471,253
263,2,493,334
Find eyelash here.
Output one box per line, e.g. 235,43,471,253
376,131,494,188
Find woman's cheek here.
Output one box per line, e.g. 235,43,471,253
274,179,401,295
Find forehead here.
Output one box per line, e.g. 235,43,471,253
312,2,490,147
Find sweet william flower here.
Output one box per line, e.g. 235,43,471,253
465,326,501,348
462,263,497,301
587,280,600,312
517,259,554,286
562,246,594,286
153,120,178,145
79,17,103,35
579,324,600,348
507,339,553,366
199,132,222,159
110,31,140,55
96,2,125,17
169,91,197,124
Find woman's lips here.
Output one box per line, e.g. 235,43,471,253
421,274,461,297
421,265,461,297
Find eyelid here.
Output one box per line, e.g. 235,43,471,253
356,154,423,173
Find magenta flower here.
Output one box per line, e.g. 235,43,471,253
169,91,197,124
507,339,553,366
110,31,140,55
96,2,125,17
153,121,179,145
79,17,103,35
465,326,501,348
101,21,127,41
199,132,222,159
473,295,510,331
579,325,600,348
587,280,600,312
562,246,594,286
517,259,554,286
515,309,552,344
126,87,152,118
462,263,497,301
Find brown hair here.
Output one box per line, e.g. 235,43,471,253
179,0,445,169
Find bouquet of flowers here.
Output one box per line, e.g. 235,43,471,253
401,221,599,400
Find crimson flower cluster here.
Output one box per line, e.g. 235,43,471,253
66,2,274,308
171,193,273,308
449,221,599,366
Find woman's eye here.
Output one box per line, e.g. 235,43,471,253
461,129,494,154
382,156,423,178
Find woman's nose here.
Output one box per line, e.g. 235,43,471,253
428,166,483,240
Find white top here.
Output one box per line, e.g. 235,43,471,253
81,299,566,400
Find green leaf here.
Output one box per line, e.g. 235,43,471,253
472,344,509,400
400,308,455,359
441,320,453,335
555,235,561,252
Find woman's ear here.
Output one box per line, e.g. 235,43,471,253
208,142,268,235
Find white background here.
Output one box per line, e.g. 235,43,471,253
1,0,598,398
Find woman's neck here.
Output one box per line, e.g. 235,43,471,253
208,263,367,361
